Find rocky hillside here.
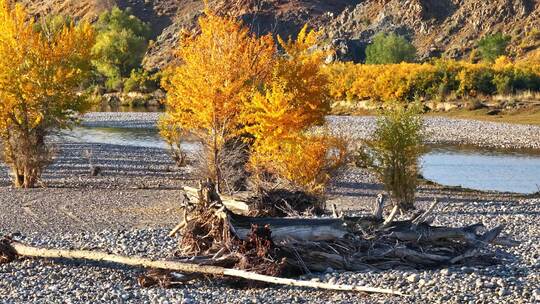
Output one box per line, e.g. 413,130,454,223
20,0,540,69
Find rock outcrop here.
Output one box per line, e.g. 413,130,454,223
19,0,540,69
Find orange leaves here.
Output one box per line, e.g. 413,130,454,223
244,27,345,194
162,10,346,193
162,11,276,189
250,134,347,194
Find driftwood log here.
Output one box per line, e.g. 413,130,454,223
172,181,515,274
0,238,404,296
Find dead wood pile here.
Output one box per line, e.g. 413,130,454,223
172,181,515,275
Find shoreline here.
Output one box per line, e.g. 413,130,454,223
82,112,540,150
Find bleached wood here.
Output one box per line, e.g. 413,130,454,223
8,242,404,296
183,186,251,215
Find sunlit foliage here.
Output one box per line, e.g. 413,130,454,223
0,0,95,188
161,10,275,192
242,27,346,194
324,57,540,104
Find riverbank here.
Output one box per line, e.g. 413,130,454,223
0,113,539,303
82,112,540,150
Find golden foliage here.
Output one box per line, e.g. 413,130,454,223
161,10,275,190
0,0,95,187
324,57,540,105
244,27,345,194
250,134,347,194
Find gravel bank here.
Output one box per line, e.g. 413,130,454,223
83,112,540,150
82,112,161,129
1,196,539,303
0,112,538,303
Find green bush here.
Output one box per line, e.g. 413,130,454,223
91,7,151,91
365,33,417,64
355,104,425,210
477,33,510,62
123,69,160,93
493,73,513,95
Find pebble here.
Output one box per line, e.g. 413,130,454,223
406,274,419,283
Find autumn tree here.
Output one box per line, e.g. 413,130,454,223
243,27,346,194
161,10,275,192
0,0,95,188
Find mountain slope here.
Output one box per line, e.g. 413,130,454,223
19,0,540,69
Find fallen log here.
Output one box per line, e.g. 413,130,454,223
1,240,405,296
229,213,347,242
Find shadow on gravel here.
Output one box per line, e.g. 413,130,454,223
0,142,189,188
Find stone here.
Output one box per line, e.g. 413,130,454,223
406,274,419,283
498,288,509,297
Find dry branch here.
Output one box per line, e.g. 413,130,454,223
1,240,404,296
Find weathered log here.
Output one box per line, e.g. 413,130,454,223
229,213,347,242
2,241,405,296
183,186,251,216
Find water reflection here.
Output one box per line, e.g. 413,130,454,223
59,127,198,152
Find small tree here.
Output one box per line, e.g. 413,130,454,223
91,7,151,90
356,104,424,210
243,27,346,194
161,10,275,192
365,32,417,64
0,0,95,188
477,33,510,62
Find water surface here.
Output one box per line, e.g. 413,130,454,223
61,127,540,194
422,146,540,194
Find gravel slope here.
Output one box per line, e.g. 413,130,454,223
0,112,539,303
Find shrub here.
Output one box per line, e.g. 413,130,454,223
356,104,425,210
123,69,159,93
457,63,496,96
243,26,347,194
477,33,510,62
0,0,95,188
91,7,151,90
365,32,417,64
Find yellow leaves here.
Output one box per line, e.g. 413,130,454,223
163,11,275,140
244,26,343,194
250,134,347,194
162,10,344,193
325,57,540,103
0,0,95,132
